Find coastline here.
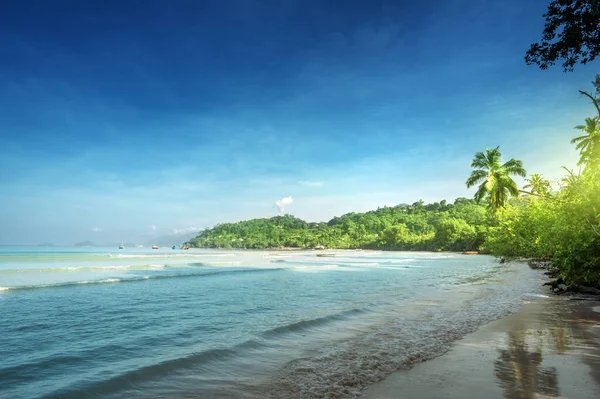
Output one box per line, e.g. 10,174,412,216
362,297,600,399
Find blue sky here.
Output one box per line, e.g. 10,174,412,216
0,0,597,245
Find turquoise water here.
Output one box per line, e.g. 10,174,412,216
0,246,543,398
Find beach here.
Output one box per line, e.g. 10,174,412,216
363,297,600,399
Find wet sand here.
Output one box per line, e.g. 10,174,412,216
363,297,600,399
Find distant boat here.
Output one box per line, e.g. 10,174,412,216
119,241,124,250
152,245,159,250
172,245,179,250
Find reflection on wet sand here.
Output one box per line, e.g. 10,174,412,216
363,299,600,399
494,301,600,399
493,329,559,398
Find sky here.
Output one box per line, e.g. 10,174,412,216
0,0,598,245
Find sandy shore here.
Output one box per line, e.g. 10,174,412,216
363,297,600,399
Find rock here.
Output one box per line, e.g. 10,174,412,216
558,284,569,292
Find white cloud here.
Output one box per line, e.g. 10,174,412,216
274,196,293,214
150,225,157,230
91,227,103,232
298,180,324,187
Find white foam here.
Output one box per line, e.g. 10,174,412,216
0,264,168,273
530,294,550,298
381,259,415,264
292,265,341,272
110,253,235,259
78,278,121,285
201,261,242,267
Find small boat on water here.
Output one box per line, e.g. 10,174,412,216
152,245,159,250
119,241,124,250
172,245,179,250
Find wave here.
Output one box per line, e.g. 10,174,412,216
262,308,366,338
0,264,168,274
275,258,415,268
0,261,248,274
380,259,415,264
291,264,342,272
109,253,236,259
37,310,367,398
0,268,284,292
186,261,242,267
43,340,266,399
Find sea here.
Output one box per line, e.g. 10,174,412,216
0,246,544,399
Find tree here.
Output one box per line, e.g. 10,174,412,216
525,0,600,72
523,174,551,195
572,117,600,168
466,147,527,211
432,217,477,252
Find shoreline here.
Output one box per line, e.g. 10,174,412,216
362,297,600,399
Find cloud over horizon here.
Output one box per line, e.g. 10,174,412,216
274,197,294,215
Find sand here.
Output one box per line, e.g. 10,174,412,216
362,297,600,399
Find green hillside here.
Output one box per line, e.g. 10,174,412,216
185,198,491,252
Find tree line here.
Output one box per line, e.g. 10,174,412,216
185,198,491,252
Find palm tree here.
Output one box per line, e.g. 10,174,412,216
523,174,551,195
571,117,600,168
466,147,527,211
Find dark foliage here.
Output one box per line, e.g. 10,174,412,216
526,0,600,71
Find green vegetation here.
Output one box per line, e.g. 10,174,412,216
185,198,491,252
521,2,600,286
523,174,551,196
465,147,526,211
481,79,600,286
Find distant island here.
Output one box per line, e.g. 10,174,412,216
184,198,488,252
74,240,96,247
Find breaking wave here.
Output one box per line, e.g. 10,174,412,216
0,268,284,292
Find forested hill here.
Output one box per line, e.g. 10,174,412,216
184,198,492,252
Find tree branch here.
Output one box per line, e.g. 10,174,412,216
578,90,600,117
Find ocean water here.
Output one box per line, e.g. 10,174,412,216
0,246,543,398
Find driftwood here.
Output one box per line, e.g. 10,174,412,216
577,285,600,296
